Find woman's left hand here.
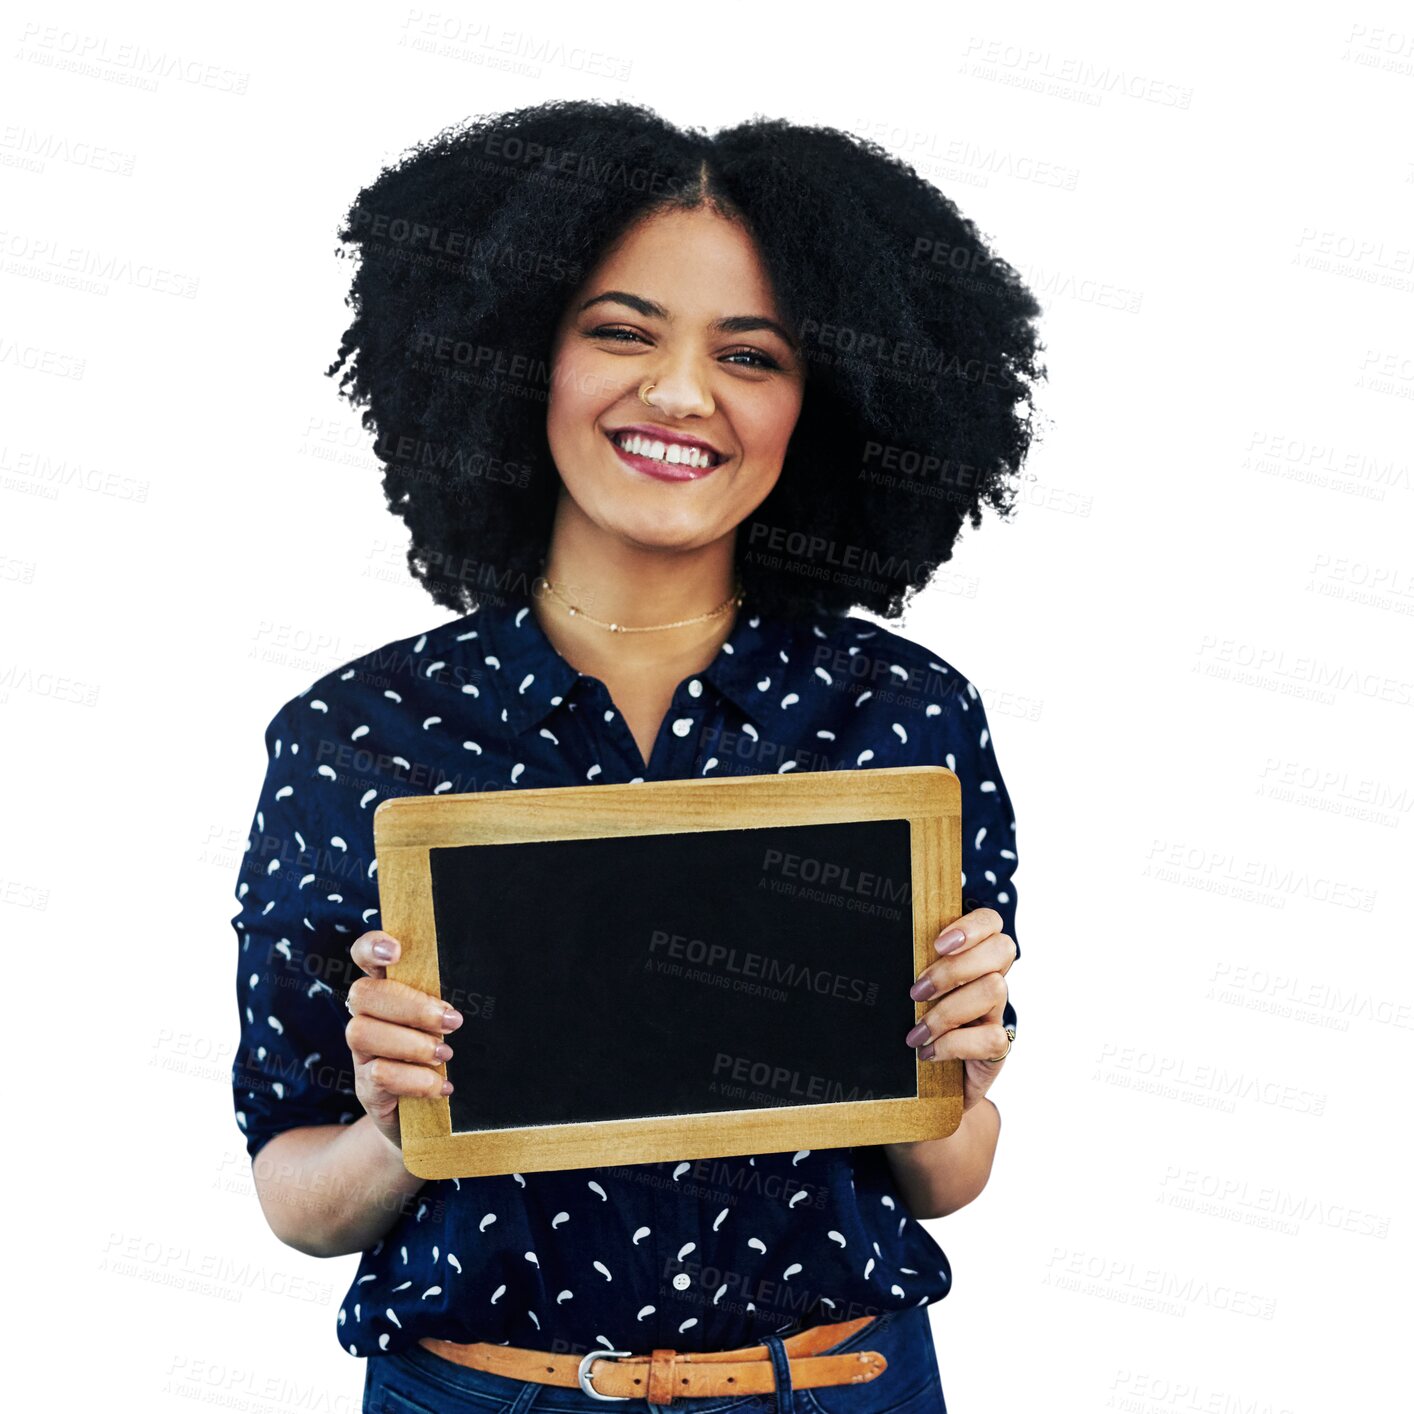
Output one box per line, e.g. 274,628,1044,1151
904,907,1017,1114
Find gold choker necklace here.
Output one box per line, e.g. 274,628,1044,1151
534,574,744,633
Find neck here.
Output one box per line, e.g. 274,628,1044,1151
529,494,741,673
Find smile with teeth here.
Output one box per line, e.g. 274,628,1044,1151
610,431,724,469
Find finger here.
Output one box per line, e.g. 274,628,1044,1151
919,989,1009,1062
932,907,1005,958
926,1021,1011,1063
958,992,1011,1063
906,972,1008,1049
346,974,463,1035
912,933,1015,1001
347,1013,454,1069
350,930,402,980
363,1055,454,1100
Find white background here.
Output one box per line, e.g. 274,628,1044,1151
5,1,1410,1408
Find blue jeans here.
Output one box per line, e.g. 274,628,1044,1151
362,1308,947,1414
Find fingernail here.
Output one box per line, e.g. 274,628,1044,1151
919,1042,935,1061
905,1022,930,1047
935,928,966,955
441,1080,454,1094
909,977,936,1001
372,939,395,961
443,1007,464,1030
433,1043,452,1061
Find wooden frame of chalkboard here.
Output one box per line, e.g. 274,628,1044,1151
372,765,962,1180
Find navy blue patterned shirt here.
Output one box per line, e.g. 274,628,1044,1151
230,590,1020,1362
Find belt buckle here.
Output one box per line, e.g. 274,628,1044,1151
578,1348,634,1401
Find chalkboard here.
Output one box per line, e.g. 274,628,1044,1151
374,766,962,1179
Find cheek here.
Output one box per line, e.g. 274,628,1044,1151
741,398,802,464
547,348,603,437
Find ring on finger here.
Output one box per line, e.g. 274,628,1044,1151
985,1024,1017,1063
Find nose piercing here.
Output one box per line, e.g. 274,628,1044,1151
638,380,657,406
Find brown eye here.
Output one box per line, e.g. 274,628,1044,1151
723,349,781,370
587,325,648,344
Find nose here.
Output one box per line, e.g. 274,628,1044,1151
641,349,715,419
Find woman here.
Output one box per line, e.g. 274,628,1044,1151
230,100,1042,1413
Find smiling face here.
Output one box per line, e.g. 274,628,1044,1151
545,204,807,557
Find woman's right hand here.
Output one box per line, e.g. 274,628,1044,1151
346,930,463,1151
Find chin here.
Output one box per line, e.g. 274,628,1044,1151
601,509,716,550
617,524,713,552
573,484,707,537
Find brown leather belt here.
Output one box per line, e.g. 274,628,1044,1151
417,1314,888,1405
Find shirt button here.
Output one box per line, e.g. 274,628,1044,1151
672,1273,691,1290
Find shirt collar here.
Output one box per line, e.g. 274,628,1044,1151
471,590,795,737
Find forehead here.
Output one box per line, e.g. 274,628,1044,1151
577,207,781,317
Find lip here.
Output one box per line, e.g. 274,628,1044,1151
607,423,726,458
604,426,730,483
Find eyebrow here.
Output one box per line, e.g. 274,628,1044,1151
577,290,798,350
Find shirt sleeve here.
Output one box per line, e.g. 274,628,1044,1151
229,697,362,1161
946,679,1021,1039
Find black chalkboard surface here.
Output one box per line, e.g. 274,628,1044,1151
374,766,962,1179
430,818,917,1132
